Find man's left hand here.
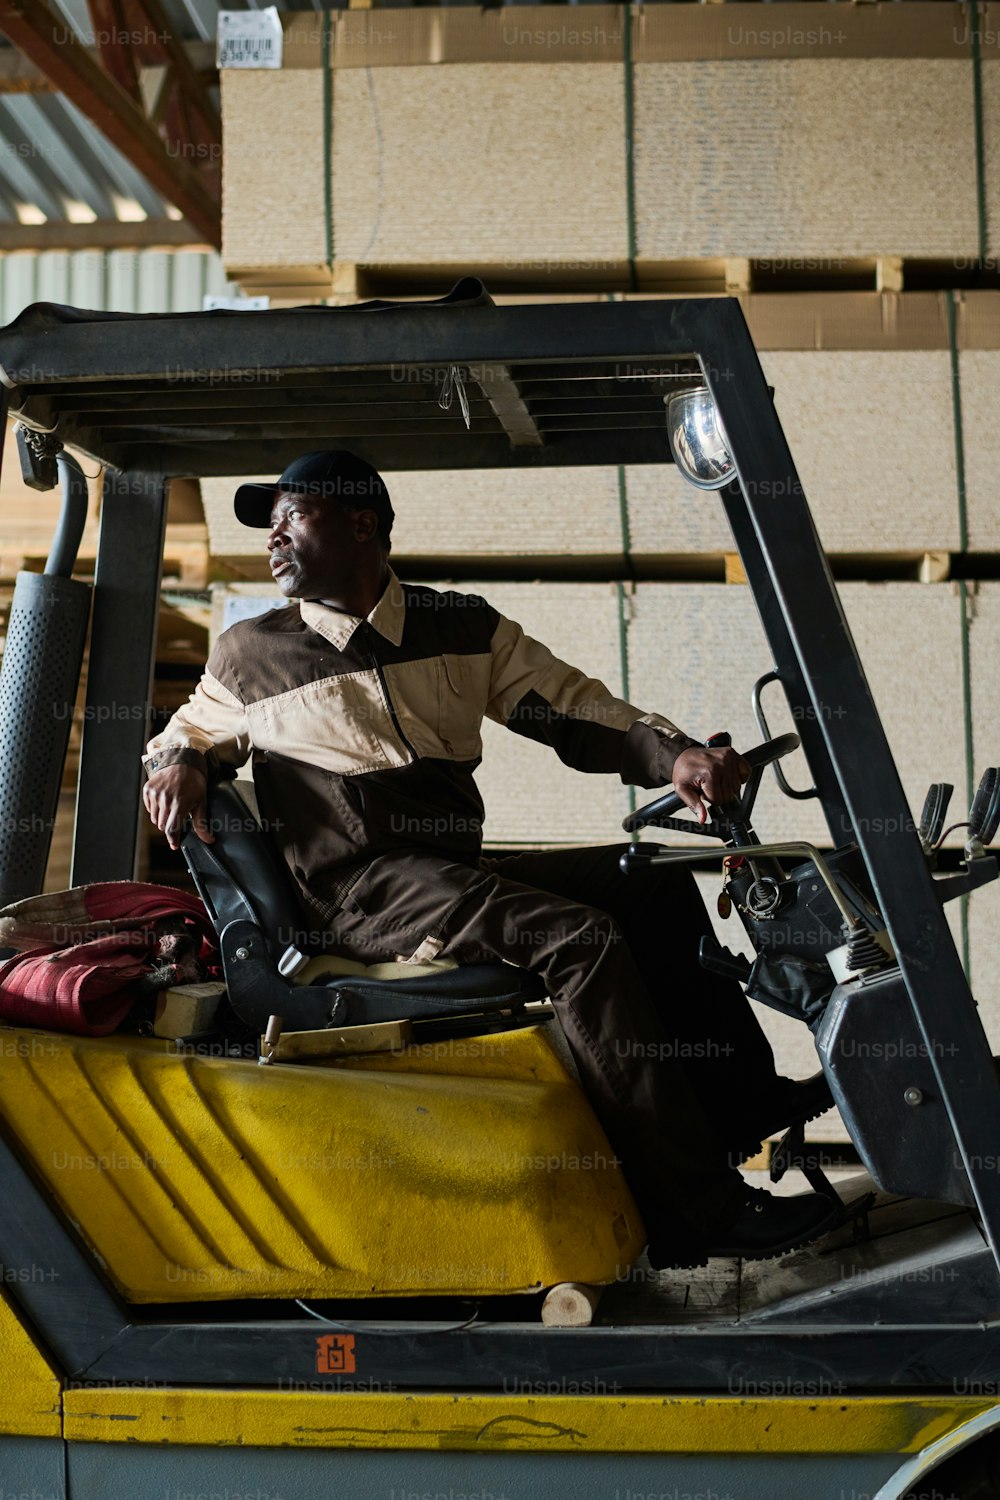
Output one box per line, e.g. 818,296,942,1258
672,745,752,824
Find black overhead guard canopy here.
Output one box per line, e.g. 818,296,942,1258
0,277,714,478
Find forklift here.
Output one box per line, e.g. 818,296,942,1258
0,280,998,1498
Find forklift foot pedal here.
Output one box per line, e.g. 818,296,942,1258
770,1120,847,1206
840,1191,876,1244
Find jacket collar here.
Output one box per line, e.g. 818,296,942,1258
299,568,405,651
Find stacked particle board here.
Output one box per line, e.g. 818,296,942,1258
626,349,962,561
198,293,995,578
222,5,996,296
633,59,977,264
200,467,626,577
330,63,627,276
959,350,1000,550
625,582,969,849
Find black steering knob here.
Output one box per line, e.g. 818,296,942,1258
622,732,800,835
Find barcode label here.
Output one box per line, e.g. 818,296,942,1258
217,7,283,70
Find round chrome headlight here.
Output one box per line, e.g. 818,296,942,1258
665,387,736,491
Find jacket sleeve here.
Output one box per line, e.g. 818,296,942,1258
143,638,251,780
485,612,701,788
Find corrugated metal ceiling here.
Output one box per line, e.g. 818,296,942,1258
0,0,313,227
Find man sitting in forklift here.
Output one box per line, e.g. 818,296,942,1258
143,449,840,1267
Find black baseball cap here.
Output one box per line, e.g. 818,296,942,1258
234,449,394,532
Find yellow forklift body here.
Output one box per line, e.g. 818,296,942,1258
0,1288,61,1439
0,1023,643,1302
62,1385,999,1457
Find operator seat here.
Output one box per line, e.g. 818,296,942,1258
181,778,546,1036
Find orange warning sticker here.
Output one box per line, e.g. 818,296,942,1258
316,1332,357,1374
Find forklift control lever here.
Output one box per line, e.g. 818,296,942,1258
622,732,801,833
698,935,752,984
968,767,1000,853
918,782,954,852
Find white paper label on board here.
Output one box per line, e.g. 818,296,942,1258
216,8,283,70
202,295,271,312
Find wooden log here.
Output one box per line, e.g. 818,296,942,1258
541,1281,603,1327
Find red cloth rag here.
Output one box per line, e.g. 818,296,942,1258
0,883,218,1037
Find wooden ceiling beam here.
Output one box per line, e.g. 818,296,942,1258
0,1,220,245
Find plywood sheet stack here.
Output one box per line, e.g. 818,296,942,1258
221,5,993,296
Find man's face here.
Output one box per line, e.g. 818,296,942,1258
267,491,376,599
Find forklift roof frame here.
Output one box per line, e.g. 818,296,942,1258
1,286,999,1392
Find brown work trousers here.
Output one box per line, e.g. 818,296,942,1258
320,844,779,1251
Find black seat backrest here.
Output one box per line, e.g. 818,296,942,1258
181,778,549,1035
182,779,305,963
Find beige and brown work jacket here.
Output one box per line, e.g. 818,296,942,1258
145,570,699,922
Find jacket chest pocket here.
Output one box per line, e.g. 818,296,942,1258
437,653,491,759
246,673,403,774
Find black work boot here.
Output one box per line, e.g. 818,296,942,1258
648,1183,842,1269
728,1072,834,1166
700,1183,843,1259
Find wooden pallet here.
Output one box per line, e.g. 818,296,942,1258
723,550,952,586
234,256,1000,305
